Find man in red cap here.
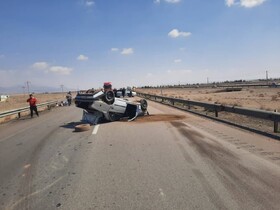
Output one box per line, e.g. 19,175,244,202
27,94,39,118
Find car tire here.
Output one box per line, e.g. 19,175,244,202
75,124,91,132
103,90,115,105
140,99,148,111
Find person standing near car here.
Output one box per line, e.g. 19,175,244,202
27,94,39,118
122,87,126,98
66,91,72,106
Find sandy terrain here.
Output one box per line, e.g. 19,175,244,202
136,87,280,136
0,93,69,112
137,87,280,111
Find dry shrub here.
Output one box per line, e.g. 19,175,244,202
271,95,278,101
277,92,280,97
208,97,212,101
233,103,242,107
259,94,265,97
249,90,254,93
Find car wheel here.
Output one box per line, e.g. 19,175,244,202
103,90,115,105
140,99,148,111
75,124,91,132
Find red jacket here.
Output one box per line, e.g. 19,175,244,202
27,97,37,106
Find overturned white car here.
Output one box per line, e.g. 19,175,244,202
74,89,148,124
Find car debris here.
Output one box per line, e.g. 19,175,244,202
74,82,148,124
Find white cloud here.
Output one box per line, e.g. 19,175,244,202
154,0,181,4
32,62,49,70
226,0,267,8
168,29,191,38
241,0,266,8
121,48,134,55
111,48,119,52
85,0,94,6
165,0,181,3
174,59,182,63
32,62,72,75
49,66,72,75
77,54,89,61
226,0,235,7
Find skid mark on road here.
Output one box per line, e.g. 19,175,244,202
182,121,280,164
192,168,228,210
6,175,66,210
170,121,280,209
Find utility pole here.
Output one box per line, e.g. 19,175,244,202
60,84,64,93
26,81,31,94
266,70,269,85
22,86,26,95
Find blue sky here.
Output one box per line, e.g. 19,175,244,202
0,0,279,90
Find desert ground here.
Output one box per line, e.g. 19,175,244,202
1,87,280,113
1,87,280,135
136,86,280,136
136,87,280,111
0,92,68,112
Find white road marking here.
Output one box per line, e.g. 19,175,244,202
92,125,100,135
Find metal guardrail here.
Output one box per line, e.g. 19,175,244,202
0,101,58,119
137,93,280,133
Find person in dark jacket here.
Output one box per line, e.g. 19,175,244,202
27,94,39,118
122,88,126,98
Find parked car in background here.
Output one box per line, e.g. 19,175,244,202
116,87,136,97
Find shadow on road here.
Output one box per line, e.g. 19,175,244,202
60,121,82,129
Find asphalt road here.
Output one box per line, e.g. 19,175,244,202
1,100,280,210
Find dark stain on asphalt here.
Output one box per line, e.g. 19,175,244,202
170,121,280,208
192,168,227,210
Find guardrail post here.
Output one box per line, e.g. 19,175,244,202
215,105,219,117
274,110,279,133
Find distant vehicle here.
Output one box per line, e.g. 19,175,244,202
270,82,279,88
116,87,136,97
75,89,148,123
